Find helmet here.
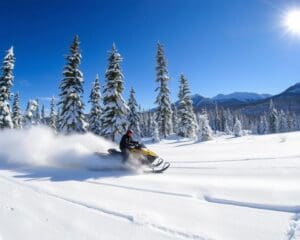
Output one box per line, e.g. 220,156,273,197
127,129,133,135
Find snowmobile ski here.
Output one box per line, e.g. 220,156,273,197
150,158,164,168
144,162,170,173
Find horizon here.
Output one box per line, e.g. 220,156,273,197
1,0,300,110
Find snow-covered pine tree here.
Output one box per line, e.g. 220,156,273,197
155,42,173,138
287,111,296,131
58,35,87,134
34,99,41,125
258,114,268,134
127,87,141,139
141,109,152,137
41,104,45,125
100,44,129,141
292,112,298,130
171,104,178,135
278,110,288,133
177,74,197,138
213,102,221,132
12,92,22,129
233,117,242,137
139,107,146,137
146,110,152,137
250,120,258,135
224,121,232,135
49,97,57,132
88,74,102,135
151,113,160,142
197,111,213,141
56,107,60,131
24,100,38,127
219,108,226,132
0,47,15,129
268,99,278,134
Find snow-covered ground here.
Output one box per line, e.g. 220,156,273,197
0,128,300,240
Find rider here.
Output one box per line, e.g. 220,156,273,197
119,129,139,162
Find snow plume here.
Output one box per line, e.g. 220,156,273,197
0,126,124,170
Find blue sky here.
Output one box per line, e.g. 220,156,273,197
1,0,300,110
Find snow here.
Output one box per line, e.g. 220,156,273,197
212,92,271,102
0,128,299,240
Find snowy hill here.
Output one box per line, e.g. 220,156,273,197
0,127,299,240
212,92,271,102
239,82,300,115
187,82,300,115
281,82,300,94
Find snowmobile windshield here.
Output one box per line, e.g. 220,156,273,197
139,143,146,148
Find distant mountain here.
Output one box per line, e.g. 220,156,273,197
212,92,271,103
236,82,300,115
190,94,208,108
173,82,300,116
188,92,272,111
279,82,300,95
175,94,209,108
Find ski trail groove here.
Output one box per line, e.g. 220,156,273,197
204,195,300,213
171,155,300,164
86,180,195,199
0,174,210,240
286,213,300,240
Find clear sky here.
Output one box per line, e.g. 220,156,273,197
1,0,300,110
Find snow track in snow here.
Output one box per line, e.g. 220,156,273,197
86,180,195,199
171,155,300,164
204,195,300,213
287,213,300,240
0,174,210,240
2,131,300,240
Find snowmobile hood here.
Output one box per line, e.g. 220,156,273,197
140,148,158,157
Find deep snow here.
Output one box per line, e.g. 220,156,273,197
0,128,299,240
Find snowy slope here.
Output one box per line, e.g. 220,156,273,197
0,128,299,240
213,92,271,102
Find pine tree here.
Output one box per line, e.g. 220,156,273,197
49,97,57,132
197,111,213,141
88,74,102,135
151,113,160,142
0,47,15,129
172,104,178,135
213,102,221,132
250,121,258,135
155,42,173,138
233,117,242,137
12,92,22,129
224,121,232,135
225,109,234,132
177,74,197,138
56,107,60,131
100,44,129,141
258,114,268,134
24,100,39,127
127,87,141,138
148,111,153,136
287,111,296,131
34,99,41,125
41,104,45,124
58,35,87,134
139,107,146,137
278,110,288,133
268,99,278,134
219,108,226,132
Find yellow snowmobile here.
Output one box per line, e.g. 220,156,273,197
107,143,170,173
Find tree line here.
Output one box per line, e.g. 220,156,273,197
0,36,297,142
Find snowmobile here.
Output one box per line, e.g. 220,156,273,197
97,143,170,173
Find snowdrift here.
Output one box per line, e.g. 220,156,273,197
0,127,124,170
